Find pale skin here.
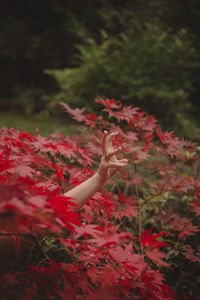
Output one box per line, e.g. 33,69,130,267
64,131,128,211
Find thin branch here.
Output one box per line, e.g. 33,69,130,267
40,234,57,247
0,232,35,238
47,152,65,193
133,164,144,258
37,257,49,267
0,232,49,260
30,228,50,260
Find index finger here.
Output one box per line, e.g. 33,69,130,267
102,130,108,155
106,131,119,149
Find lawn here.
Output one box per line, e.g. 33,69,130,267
0,112,77,136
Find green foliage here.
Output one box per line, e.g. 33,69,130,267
0,112,77,136
1,0,200,139
0,0,79,113
49,11,199,137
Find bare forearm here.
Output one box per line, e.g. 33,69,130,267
64,172,106,211
64,131,127,211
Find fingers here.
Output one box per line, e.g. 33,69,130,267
102,130,108,155
107,131,119,141
102,130,118,153
102,130,119,152
102,130,123,163
107,161,128,168
104,146,121,161
99,131,127,179
117,158,128,163
106,131,119,149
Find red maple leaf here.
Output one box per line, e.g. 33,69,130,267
76,146,94,166
50,163,65,181
56,143,77,159
0,158,15,173
94,98,122,110
60,102,85,122
109,244,142,269
190,200,200,216
49,195,80,227
129,145,150,162
182,245,200,263
170,213,199,239
141,228,169,250
83,113,102,128
115,204,138,220
27,195,47,208
94,224,136,247
13,164,36,177
114,106,139,123
145,250,170,267
74,222,101,239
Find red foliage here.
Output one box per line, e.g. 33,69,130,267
0,99,199,299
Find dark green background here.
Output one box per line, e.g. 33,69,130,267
1,0,200,138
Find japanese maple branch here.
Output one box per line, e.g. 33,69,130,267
0,232,49,259
47,152,65,193
134,164,144,258
30,227,50,260
194,154,200,182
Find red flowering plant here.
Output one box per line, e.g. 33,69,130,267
0,99,199,299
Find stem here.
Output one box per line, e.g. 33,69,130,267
194,154,200,182
47,152,65,193
0,232,49,260
135,183,144,257
0,232,34,238
30,228,50,260
134,164,144,258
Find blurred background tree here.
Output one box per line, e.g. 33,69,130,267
0,0,200,138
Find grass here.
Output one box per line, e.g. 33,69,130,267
0,112,78,136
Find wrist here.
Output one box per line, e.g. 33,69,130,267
95,170,107,185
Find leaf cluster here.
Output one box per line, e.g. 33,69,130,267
0,100,200,299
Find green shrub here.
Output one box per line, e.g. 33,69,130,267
48,13,199,138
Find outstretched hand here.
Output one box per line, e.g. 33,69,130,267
64,130,128,210
97,130,128,181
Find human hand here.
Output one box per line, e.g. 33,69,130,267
97,130,128,181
